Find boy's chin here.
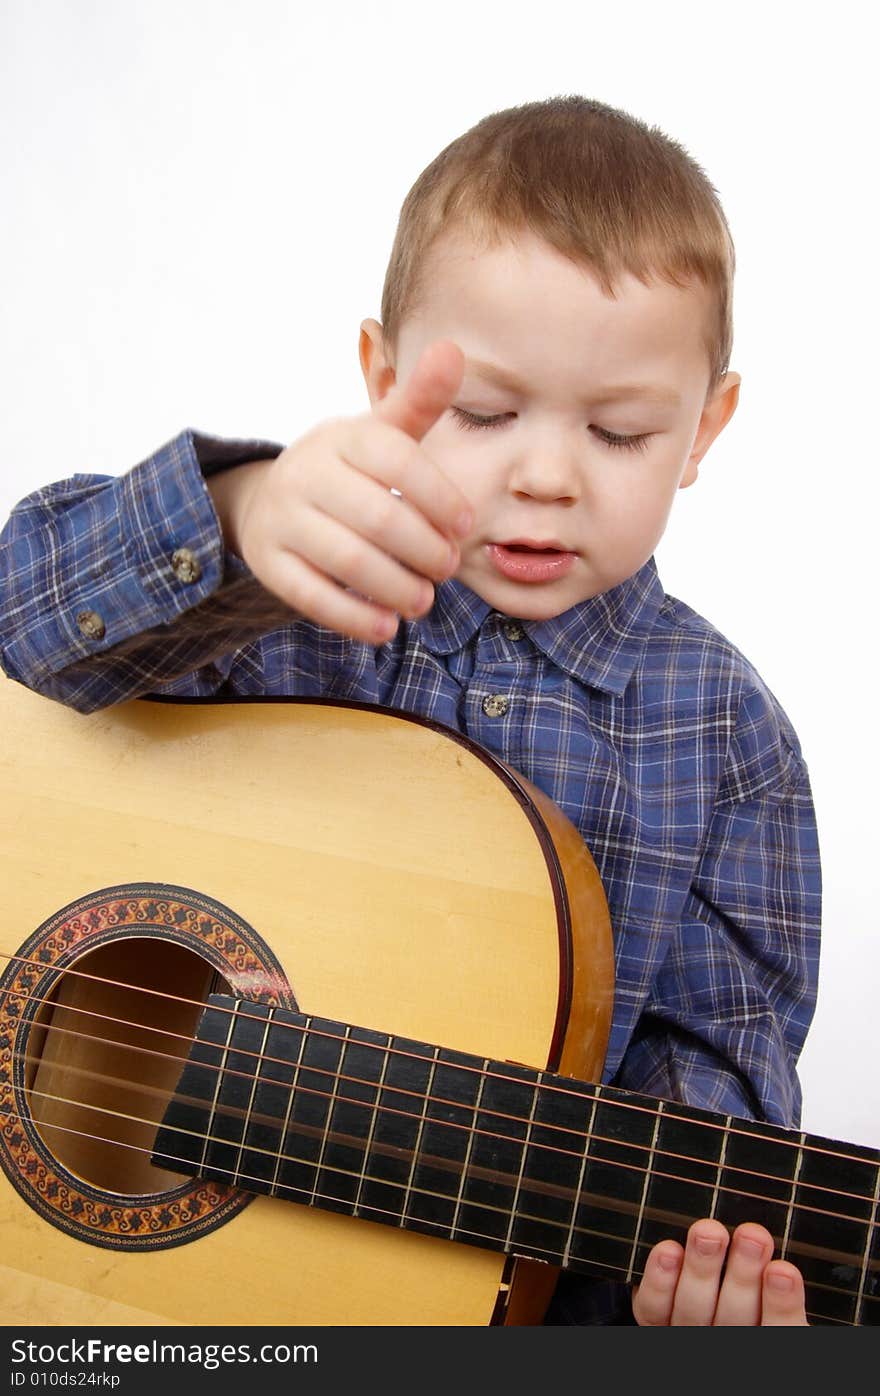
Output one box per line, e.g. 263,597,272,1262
463,560,641,620
465,574,589,622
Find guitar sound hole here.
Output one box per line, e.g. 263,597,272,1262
25,937,230,1196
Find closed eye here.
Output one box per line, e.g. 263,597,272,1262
452,408,513,431
591,427,652,453
452,407,652,453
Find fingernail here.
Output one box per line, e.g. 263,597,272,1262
657,1249,682,1273
373,613,398,642
766,1271,795,1292
412,582,434,615
736,1237,766,1260
694,1235,723,1257
454,508,473,537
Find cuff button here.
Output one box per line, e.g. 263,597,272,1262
76,610,106,641
171,547,202,584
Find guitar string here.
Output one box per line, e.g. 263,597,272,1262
2,962,878,1214
2,954,878,1201
18,1006,880,1229
0,1096,868,1326
7,1016,880,1240
6,983,880,1229
16,1041,879,1240
0,1100,851,1330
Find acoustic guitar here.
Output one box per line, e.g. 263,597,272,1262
0,674,876,1326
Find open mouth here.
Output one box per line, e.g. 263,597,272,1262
487,542,576,584
504,543,563,554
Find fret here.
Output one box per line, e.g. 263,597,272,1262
502,1070,540,1253
785,1128,878,1325
238,1006,295,1190
861,1184,880,1326
855,1159,880,1325
450,1061,488,1241
271,1013,344,1204
154,994,235,1175
778,1133,805,1265
714,1117,796,1237
202,1000,272,1183
400,1046,441,1229
197,998,240,1176
453,1060,536,1249
507,1073,593,1265
627,1100,724,1258
565,1085,660,1277
562,1082,599,1270
268,1014,310,1195
404,1048,485,1238
309,1023,351,1209
356,1033,437,1226
314,1024,390,1215
232,1007,274,1186
708,1116,732,1221
627,1100,664,1282
352,1034,393,1219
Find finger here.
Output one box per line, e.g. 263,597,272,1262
760,1262,809,1326
253,546,402,646
712,1223,774,1326
669,1219,731,1325
280,506,437,620
632,1241,684,1326
373,340,465,444
347,416,472,538
309,442,462,580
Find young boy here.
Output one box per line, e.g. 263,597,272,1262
0,96,819,1325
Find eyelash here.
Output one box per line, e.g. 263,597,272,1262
451,408,652,453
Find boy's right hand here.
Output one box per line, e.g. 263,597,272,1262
208,341,473,643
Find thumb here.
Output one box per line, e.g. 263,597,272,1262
373,340,465,443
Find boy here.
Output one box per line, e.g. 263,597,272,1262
0,96,818,1324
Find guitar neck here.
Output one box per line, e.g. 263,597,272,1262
155,995,880,1326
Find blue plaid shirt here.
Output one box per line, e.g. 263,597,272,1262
0,430,821,1323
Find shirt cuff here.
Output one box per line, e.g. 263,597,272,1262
3,429,282,685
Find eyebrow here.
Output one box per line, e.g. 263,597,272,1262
464,357,682,408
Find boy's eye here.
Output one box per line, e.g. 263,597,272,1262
592,427,652,453
452,408,652,454
452,408,513,431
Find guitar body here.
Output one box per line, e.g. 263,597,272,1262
0,675,614,1326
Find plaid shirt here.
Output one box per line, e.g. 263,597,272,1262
0,430,821,1323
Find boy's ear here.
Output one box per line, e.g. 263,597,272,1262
679,371,741,489
359,318,397,406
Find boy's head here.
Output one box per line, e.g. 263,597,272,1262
360,96,742,621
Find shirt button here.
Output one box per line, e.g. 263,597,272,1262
171,547,202,584
503,620,524,641
76,610,106,641
482,694,510,718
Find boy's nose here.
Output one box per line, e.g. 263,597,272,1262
507,438,582,504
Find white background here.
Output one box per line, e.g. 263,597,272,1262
2,1,877,1151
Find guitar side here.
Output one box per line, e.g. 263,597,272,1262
0,676,614,1325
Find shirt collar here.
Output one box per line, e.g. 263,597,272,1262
413,577,492,654
414,557,666,696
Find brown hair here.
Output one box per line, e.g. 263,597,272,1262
380,96,735,392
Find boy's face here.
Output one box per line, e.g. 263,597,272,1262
362,231,740,621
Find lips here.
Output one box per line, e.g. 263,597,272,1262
487,541,577,584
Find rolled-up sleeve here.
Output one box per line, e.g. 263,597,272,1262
548,687,821,1325
0,430,290,711
612,686,821,1129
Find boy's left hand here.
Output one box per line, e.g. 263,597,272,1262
633,1220,808,1325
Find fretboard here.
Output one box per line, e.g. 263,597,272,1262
153,995,880,1326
